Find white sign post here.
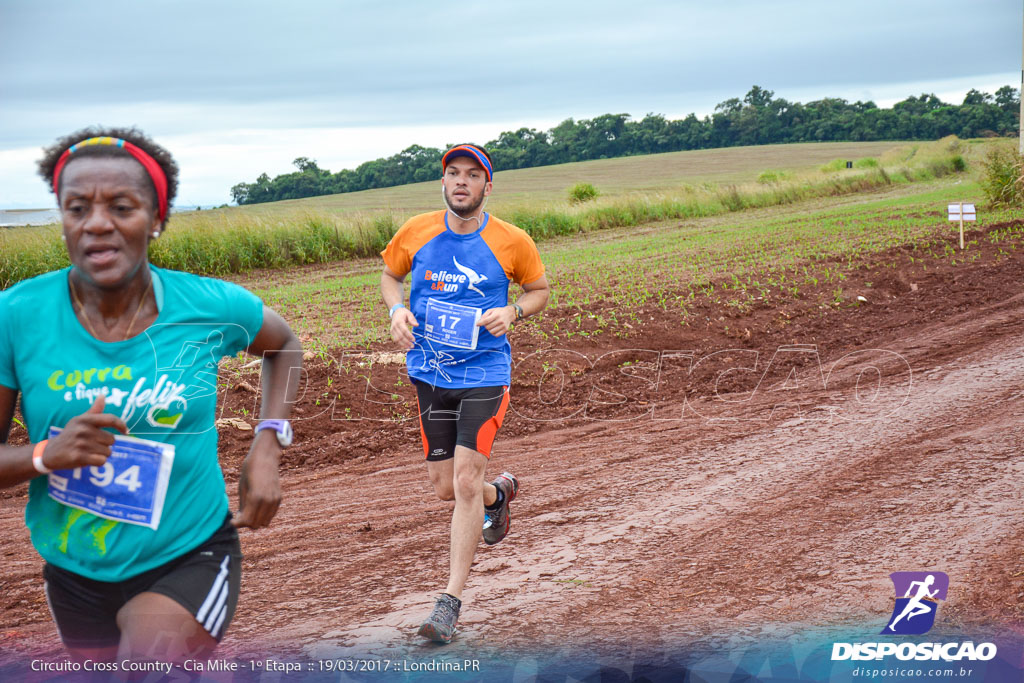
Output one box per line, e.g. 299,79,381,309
947,202,976,250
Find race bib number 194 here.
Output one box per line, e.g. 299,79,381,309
46,427,175,530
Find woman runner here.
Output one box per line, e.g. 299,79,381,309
0,127,302,668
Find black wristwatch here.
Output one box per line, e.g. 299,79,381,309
512,303,524,320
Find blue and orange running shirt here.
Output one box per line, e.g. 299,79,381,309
382,210,545,388
0,267,263,581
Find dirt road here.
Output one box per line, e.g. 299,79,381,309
2,219,1023,673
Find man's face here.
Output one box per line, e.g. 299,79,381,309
442,156,491,216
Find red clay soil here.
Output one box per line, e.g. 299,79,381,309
2,220,1024,665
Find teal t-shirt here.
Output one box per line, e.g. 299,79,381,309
0,266,263,581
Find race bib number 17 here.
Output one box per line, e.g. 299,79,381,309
423,298,482,350
46,427,175,530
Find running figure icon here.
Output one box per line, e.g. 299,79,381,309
887,574,939,632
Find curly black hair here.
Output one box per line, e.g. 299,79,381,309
37,126,179,226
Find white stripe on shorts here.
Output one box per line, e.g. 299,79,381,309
204,582,229,633
210,603,228,639
196,555,230,624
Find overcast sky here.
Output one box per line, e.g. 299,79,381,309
0,0,1019,208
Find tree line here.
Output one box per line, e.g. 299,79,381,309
230,85,1020,205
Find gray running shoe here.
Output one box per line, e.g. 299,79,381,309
418,593,461,643
482,472,519,545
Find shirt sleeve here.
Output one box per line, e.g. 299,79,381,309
211,279,265,358
0,292,18,390
381,221,414,277
512,232,546,286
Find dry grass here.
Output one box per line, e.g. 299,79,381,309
171,141,908,226
0,138,990,289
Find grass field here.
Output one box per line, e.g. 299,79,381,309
1,138,992,289
186,140,909,220
235,171,1018,350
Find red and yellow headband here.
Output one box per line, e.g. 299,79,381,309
52,136,169,222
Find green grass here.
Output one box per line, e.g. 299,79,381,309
0,225,70,288
0,141,927,287
207,140,912,217
979,140,1024,206
234,170,1019,348
0,137,999,292
756,169,791,184
502,137,971,239
523,180,1018,342
568,182,600,204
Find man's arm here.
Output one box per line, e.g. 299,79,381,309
382,267,418,350
478,274,551,338
516,274,551,317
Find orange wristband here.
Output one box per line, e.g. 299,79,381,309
32,440,50,474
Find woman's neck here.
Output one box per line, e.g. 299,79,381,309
69,266,156,341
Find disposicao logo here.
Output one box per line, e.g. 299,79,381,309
882,571,948,635
831,571,997,663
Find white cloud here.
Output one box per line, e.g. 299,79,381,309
0,0,1018,207
1,119,565,208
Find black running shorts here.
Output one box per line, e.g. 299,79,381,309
413,379,510,460
43,515,242,649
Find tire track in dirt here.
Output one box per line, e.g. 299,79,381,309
4,217,1024,666
210,291,1024,661
472,294,1024,655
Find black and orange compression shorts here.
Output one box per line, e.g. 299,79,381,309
412,379,510,460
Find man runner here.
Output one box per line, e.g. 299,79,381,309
380,144,550,643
